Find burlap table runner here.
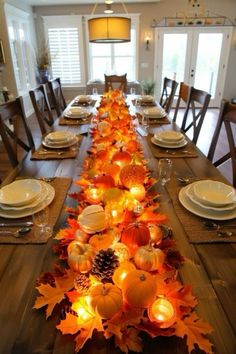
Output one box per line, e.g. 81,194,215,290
0,177,72,244
166,179,236,243
146,135,198,158
31,135,83,160
59,115,92,126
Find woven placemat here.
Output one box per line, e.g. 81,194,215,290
31,135,83,160
59,114,93,126
0,177,72,244
166,179,236,243
71,99,96,107
146,135,198,158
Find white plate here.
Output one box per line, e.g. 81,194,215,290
64,107,90,119
155,131,184,142
153,135,185,146
45,131,76,143
0,181,55,219
179,185,236,220
143,107,166,118
140,95,154,102
193,180,236,207
186,183,236,212
151,136,188,149
0,179,42,206
42,136,79,149
74,95,91,103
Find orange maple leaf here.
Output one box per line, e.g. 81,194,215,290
114,328,143,354
137,207,168,224
175,313,213,354
34,269,75,318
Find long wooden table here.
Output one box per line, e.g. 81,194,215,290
0,97,235,354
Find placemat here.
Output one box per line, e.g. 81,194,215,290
136,113,171,125
31,135,83,160
146,135,198,158
132,99,157,107
166,179,236,243
0,177,72,244
59,115,92,126
71,99,96,107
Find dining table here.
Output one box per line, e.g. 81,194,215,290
0,93,235,354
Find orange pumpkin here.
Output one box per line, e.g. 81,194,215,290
102,164,120,183
112,261,136,288
122,269,157,308
89,283,123,319
75,230,89,244
126,140,139,153
89,230,116,251
103,188,124,205
67,241,95,273
111,149,131,168
134,245,165,272
93,174,115,189
121,222,150,255
120,165,146,189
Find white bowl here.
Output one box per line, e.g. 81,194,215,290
154,131,184,142
193,180,236,207
140,95,154,102
65,107,89,117
45,131,75,143
0,179,42,206
143,107,166,118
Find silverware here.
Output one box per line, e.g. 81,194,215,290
0,226,31,238
0,221,33,228
217,231,236,238
203,220,236,231
38,151,65,156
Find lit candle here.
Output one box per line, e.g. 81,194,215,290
129,184,146,201
72,296,95,325
148,298,175,328
86,187,103,204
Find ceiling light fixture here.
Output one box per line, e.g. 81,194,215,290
88,1,131,43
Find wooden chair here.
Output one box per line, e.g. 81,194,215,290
29,84,54,135
159,77,178,114
104,74,127,93
207,99,236,187
0,97,35,168
48,78,67,116
177,86,211,144
172,82,191,123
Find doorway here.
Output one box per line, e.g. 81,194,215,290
154,27,232,107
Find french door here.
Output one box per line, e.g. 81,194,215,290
154,27,232,107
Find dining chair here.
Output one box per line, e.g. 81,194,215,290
177,86,211,144
159,77,178,114
48,77,67,116
207,99,236,187
29,84,55,135
172,82,192,123
0,96,35,168
104,74,128,93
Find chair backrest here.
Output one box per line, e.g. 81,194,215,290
180,87,211,144
172,82,191,123
0,97,35,168
48,78,67,116
207,99,236,187
159,77,178,114
29,84,54,135
104,74,127,93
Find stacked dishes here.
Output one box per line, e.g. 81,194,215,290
64,106,90,119
179,180,236,220
139,95,155,103
143,107,166,119
151,130,188,148
74,95,91,104
0,179,55,218
43,131,78,149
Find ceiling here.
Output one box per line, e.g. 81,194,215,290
21,0,160,6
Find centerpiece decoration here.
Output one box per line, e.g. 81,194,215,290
34,89,213,353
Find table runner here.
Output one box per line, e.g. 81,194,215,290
147,135,198,158
0,177,72,244
59,115,92,126
31,135,83,160
166,179,236,243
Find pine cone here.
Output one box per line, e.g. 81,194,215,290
91,248,119,282
74,274,91,294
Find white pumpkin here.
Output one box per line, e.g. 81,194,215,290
78,205,106,234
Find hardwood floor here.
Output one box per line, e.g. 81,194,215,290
0,108,233,185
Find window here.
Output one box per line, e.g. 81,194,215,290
86,14,139,81
43,16,85,86
5,4,36,95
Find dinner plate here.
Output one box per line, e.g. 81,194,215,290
45,131,75,143
64,107,90,119
0,181,55,219
42,136,79,149
186,183,236,212
0,179,42,206
155,131,184,142
143,107,166,119
179,185,236,220
153,135,185,146
151,136,188,149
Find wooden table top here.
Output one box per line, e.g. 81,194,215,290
0,97,235,354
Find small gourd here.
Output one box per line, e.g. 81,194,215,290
78,205,106,234
134,245,165,272
67,241,95,273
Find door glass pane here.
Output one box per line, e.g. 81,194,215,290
162,33,187,84
194,33,223,98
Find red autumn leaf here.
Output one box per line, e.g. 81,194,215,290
174,313,213,354
66,290,80,304
114,328,143,354
34,269,75,318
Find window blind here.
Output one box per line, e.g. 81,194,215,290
48,27,82,85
